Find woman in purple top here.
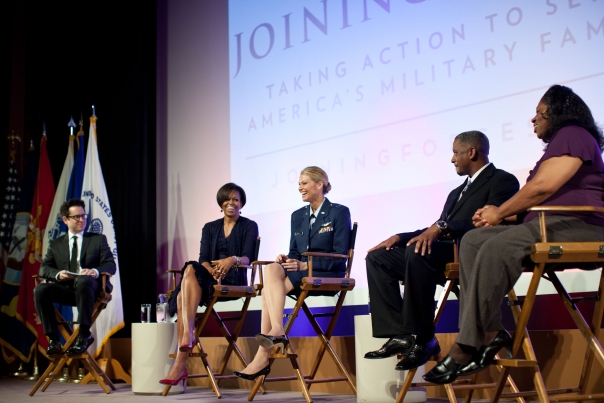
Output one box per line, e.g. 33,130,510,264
424,85,604,384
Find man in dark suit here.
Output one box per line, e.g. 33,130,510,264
34,198,116,356
364,131,519,371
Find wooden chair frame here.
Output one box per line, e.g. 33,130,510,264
162,237,263,398
247,222,358,403
29,273,116,396
487,206,604,403
395,239,525,403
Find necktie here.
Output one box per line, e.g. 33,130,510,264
70,235,79,273
310,214,316,229
458,178,472,201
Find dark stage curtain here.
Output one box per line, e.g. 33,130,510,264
4,0,158,338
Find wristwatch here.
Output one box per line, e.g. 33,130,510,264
434,220,448,234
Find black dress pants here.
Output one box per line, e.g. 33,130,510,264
34,275,100,336
366,229,454,338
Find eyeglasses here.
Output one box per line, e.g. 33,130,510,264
67,214,88,221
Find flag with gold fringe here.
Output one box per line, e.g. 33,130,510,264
15,133,56,355
44,117,81,327
0,144,38,362
81,114,124,357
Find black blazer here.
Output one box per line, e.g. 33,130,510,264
398,164,520,240
39,232,117,292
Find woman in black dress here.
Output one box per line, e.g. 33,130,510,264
160,183,258,386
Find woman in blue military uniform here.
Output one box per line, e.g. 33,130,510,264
234,166,352,381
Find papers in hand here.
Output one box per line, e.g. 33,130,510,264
65,271,82,276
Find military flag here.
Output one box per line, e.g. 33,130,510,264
15,134,56,353
81,114,124,357
43,122,76,258
44,118,81,327
0,159,20,284
0,143,39,362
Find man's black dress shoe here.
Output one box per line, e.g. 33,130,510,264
46,340,62,356
395,336,440,370
457,330,513,376
422,354,464,384
66,334,94,356
364,336,415,359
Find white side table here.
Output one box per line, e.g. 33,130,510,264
355,315,426,403
132,322,185,395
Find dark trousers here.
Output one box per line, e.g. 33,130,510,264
366,230,454,338
457,216,604,350
34,275,100,336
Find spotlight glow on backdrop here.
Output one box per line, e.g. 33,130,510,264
161,0,604,311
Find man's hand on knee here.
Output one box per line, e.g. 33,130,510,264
367,235,400,254
407,226,441,256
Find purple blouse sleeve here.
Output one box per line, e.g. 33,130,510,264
544,126,598,164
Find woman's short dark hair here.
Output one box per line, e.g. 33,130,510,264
216,183,246,208
60,198,86,218
540,85,604,151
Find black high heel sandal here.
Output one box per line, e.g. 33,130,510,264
255,333,289,353
456,329,513,377
233,364,270,382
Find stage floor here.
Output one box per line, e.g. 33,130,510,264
0,377,503,403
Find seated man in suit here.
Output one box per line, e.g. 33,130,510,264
34,198,116,356
364,131,519,371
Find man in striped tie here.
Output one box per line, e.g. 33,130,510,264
364,131,520,371
34,199,116,356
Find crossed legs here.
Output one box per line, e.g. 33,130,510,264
165,264,202,381
239,263,294,375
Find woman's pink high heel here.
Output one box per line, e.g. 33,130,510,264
159,370,188,386
179,332,196,352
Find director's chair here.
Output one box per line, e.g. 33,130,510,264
248,222,358,403
162,237,265,397
487,206,604,403
395,239,525,403
29,273,115,396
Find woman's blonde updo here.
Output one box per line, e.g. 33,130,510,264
301,166,331,194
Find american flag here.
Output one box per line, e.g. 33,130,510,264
0,160,20,251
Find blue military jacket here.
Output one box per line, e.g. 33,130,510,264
288,198,351,274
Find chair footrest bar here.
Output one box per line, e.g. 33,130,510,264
571,296,599,304
547,393,604,402
450,382,496,390
305,377,347,384
220,316,242,321
312,313,335,318
263,375,311,382
62,353,89,359
501,387,581,399
410,379,471,388
493,358,538,367
168,352,207,358
185,373,241,380
269,353,298,358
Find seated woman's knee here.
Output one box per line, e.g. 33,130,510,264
183,264,196,277
265,263,283,276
